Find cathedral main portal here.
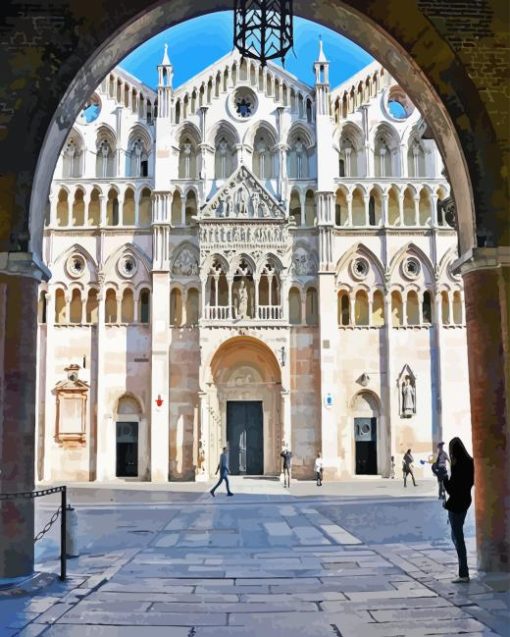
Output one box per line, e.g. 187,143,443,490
227,401,264,475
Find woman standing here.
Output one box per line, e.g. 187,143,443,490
443,437,474,583
402,449,417,487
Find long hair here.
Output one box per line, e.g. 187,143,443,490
449,437,472,467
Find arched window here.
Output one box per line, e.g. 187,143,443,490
170,288,183,326
374,136,392,177
121,289,134,323
88,188,100,225
368,196,376,226
123,188,135,226
171,191,182,226
403,189,415,226
139,188,152,226
139,289,150,323
72,189,85,226
339,134,359,177
288,135,308,179
453,291,462,324
289,190,301,226
406,290,419,325
407,139,426,177
305,190,315,226
127,136,149,178
253,130,274,179
335,189,347,226
354,290,369,325
57,189,69,227
441,291,449,324
185,191,197,225
86,289,98,324
186,288,199,325
351,188,364,226
69,289,82,323
62,136,83,178
105,289,117,323
96,138,115,178
38,291,47,324
372,290,384,326
215,136,234,179
55,289,66,324
179,137,197,179
338,291,350,326
106,189,119,225
391,291,403,326
305,287,318,325
422,290,432,324
289,287,302,325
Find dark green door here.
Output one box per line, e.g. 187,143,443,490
354,417,377,475
226,401,263,475
116,421,138,477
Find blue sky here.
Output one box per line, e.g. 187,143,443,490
120,12,373,90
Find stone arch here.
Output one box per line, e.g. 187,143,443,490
388,242,435,285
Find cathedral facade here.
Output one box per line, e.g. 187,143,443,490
36,42,471,483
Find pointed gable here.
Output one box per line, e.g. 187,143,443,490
200,165,286,221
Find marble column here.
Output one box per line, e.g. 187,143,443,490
459,248,510,572
0,253,50,578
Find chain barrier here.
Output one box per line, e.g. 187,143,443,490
0,486,68,580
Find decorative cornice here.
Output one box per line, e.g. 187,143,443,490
0,251,51,282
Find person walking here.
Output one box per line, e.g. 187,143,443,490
402,449,417,487
389,455,396,479
433,441,450,500
443,437,474,583
314,452,323,486
210,446,234,497
280,444,292,488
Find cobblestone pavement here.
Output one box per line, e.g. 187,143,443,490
1,478,508,637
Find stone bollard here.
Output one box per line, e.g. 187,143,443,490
65,505,80,558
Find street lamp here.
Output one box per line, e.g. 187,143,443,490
234,0,294,67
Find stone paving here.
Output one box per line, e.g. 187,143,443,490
1,478,508,637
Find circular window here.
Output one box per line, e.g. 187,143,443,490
384,86,415,121
229,87,258,120
66,254,86,279
78,94,101,125
402,257,421,280
351,257,370,281
118,255,137,279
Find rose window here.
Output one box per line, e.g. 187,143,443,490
402,257,421,280
351,257,370,280
67,254,86,278
118,255,137,278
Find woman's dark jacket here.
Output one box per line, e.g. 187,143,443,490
443,458,474,513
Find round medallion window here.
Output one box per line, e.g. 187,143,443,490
384,86,415,121
402,256,421,280
66,254,86,279
118,255,137,279
78,94,101,125
229,87,258,120
351,257,370,281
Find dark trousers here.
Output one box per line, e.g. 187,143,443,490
211,472,232,495
448,510,469,577
403,468,416,486
316,470,323,486
283,466,291,487
438,477,446,499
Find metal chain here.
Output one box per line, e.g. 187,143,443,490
34,505,62,542
0,486,65,500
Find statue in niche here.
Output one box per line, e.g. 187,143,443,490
234,278,249,319
236,188,249,217
183,141,192,179
401,376,416,417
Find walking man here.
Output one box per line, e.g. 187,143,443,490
210,446,234,497
315,452,324,486
434,441,450,500
280,444,292,488
402,448,417,487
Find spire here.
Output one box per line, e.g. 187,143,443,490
317,36,328,63
161,43,171,67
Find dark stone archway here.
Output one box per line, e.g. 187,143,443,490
0,0,508,576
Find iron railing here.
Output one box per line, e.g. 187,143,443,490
0,486,68,580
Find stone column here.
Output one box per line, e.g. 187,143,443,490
150,272,170,482
347,194,353,226
432,291,444,445
414,195,420,226
382,192,389,227
227,276,233,319
382,289,395,471
196,392,209,481
0,253,50,578
42,289,55,481
95,278,107,480
458,248,510,572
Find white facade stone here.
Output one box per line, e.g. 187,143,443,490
36,45,470,483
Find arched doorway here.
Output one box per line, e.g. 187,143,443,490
351,391,382,475
105,394,148,480
1,1,508,577
202,336,283,478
